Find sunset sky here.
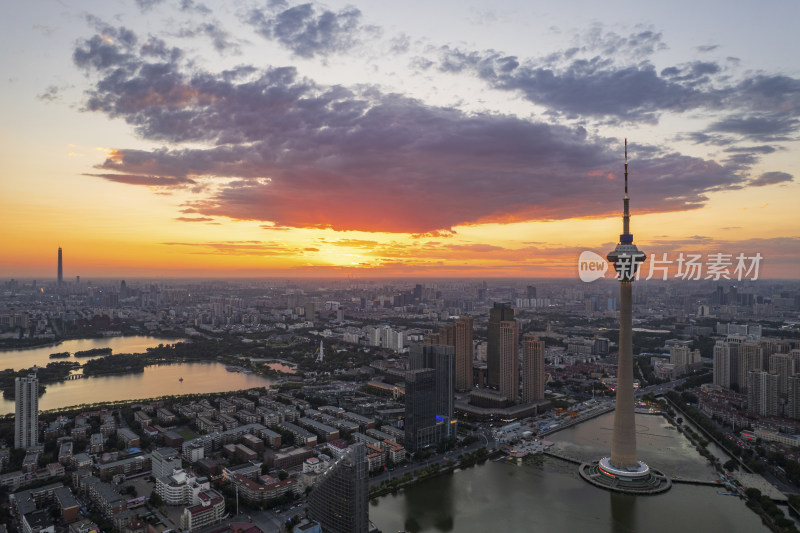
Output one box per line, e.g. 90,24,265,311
2,0,799,279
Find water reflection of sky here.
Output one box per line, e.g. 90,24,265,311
0,362,273,414
549,411,716,480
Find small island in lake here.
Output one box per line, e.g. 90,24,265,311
49,352,71,359
74,347,112,357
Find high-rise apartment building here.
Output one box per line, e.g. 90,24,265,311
498,320,519,403
15,371,39,449
307,443,369,533
669,345,700,375
769,353,791,399
488,302,514,389
788,375,800,420
747,370,778,417
57,247,63,285
739,342,763,392
713,341,732,389
522,334,545,403
455,317,474,392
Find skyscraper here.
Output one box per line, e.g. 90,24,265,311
713,340,732,389
747,370,778,417
307,443,369,533
57,247,63,286
487,302,514,389
522,334,545,403
788,375,800,420
15,370,39,449
580,141,669,494
410,344,455,425
455,317,474,392
769,353,791,399
408,344,456,445
429,318,473,392
738,342,763,392
404,368,439,452
498,320,519,402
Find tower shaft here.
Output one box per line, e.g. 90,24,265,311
610,281,638,468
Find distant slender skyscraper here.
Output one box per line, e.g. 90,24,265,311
498,320,519,402
57,247,63,285
522,334,545,403
488,302,514,388
15,370,39,449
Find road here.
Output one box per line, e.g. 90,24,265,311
369,431,497,487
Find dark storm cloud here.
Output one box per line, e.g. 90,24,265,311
432,46,721,122
73,25,755,233
748,171,793,187
723,145,777,154
707,115,799,140
245,2,367,58
426,29,800,134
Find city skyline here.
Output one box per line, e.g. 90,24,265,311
2,1,799,279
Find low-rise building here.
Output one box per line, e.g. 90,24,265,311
151,447,182,479
230,473,299,504
117,428,140,448
155,469,210,505
97,454,151,481
179,489,225,532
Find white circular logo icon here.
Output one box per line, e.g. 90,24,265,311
578,251,608,282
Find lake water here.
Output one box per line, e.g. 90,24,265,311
0,335,182,371
0,361,274,414
369,412,769,532
0,336,275,414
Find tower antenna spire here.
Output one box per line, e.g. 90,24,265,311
623,139,630,237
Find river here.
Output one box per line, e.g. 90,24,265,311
0,336,275,414
369,412,769,532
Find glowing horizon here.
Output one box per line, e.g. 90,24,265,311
2,1,799,280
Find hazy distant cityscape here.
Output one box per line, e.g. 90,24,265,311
1,265,799,531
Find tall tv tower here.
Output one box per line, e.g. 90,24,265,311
579,140,669,494
57,247,63,285
605,138,646,469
